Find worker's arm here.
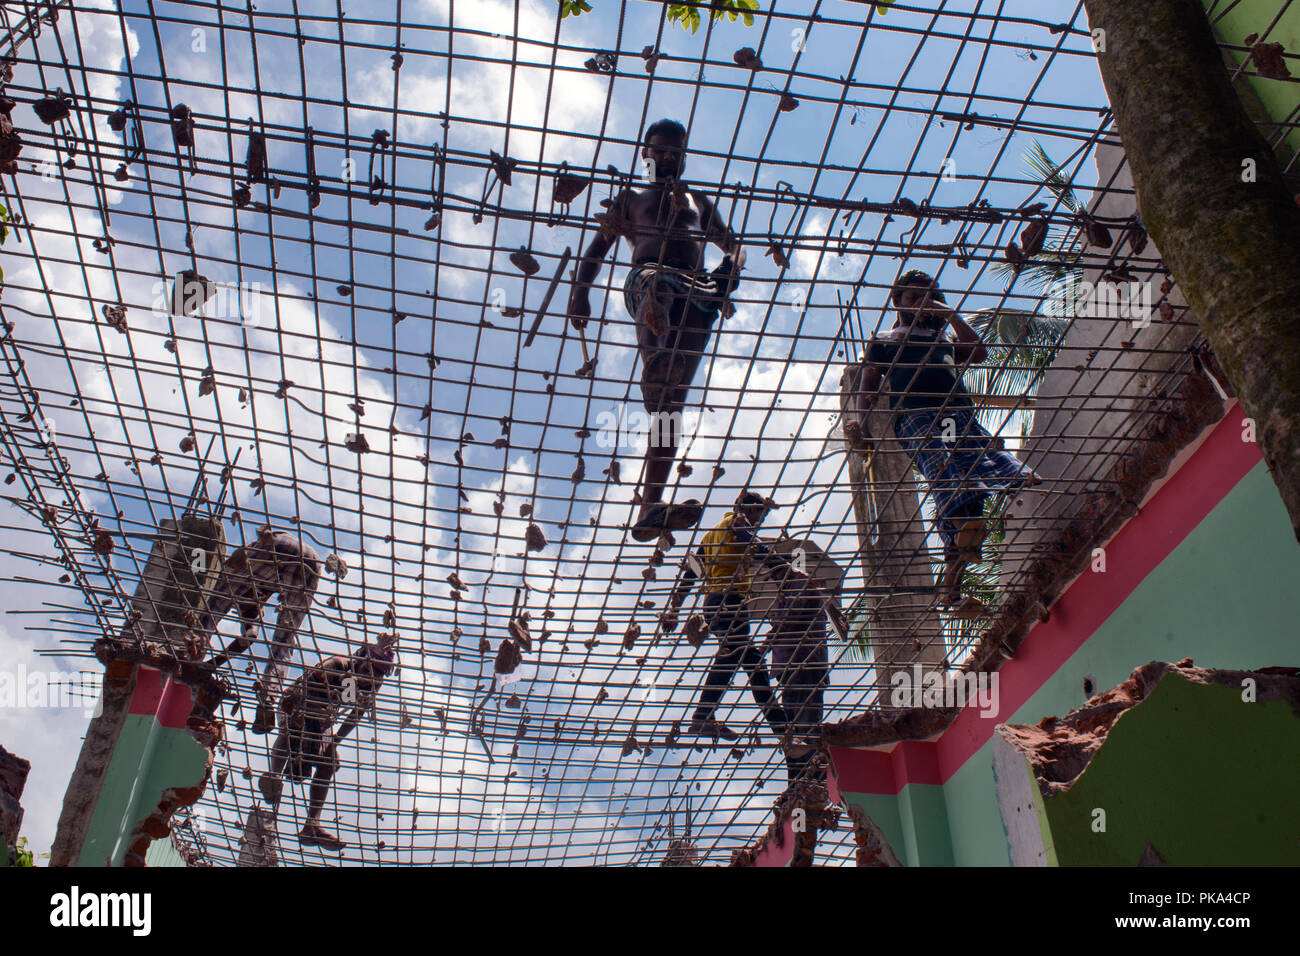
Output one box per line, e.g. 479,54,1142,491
857,361,885,410
933,307,988,364
659,550,703,634
567,231,613,331
334,706,366,743
697,191,746,267
727,524,792,571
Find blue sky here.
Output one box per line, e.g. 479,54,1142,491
0,0,1111,864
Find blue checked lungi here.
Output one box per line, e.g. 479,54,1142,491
892,406,1037,556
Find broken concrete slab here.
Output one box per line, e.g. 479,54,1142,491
995,659,1300,865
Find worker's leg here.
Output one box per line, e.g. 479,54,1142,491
257,731,289,806
736,638,790,738
298,731,345,852
688,592,749,737
630,289,718,540
253,540,319,733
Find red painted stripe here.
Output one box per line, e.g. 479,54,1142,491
834,405,1261,795
127,666,194,729
751,818,796,867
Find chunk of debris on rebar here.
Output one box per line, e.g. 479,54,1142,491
508,615,532,651
172,269,216,318
621,730,640,757
495,639,522,675
33,90,72,125
509,247,540,276
553,167,589,205
733,47,762,70
101,304,127,334
524,522,547,552
324,553,348,579
622,622,640,651
684,614,708,648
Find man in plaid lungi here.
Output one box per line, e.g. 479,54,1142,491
201,525,321,733
850,269,1039,613
567,118,746,543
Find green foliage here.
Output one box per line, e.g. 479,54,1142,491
992,140,1086,294
13,836,35,867
559,0,759,32
665,1,759,32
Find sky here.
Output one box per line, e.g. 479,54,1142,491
0,0,1111,865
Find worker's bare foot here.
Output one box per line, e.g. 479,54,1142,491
687,717,739,741
631,500,703,542
299,824,346,852
251,699,277,735
258,772,283,807
947,595,988,619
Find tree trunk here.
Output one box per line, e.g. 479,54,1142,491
1085,0,1300,539
838,368,945,697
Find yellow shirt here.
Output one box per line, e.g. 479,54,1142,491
698,511,759,595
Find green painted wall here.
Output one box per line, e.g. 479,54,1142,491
77,714,207,867
1042,671,1300,865
1204,0,1300,157
840,461,1300,865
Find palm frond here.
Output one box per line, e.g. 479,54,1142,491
1026,140,1081,214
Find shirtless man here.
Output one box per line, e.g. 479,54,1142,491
258,633,398,852
568,119,746,542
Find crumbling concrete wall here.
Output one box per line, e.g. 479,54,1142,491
999,139,1216,596
839,367,946,693
51,514,227,867
995,659,1300,865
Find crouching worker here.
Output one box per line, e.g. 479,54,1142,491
660,491,793,742
201,525,321,733
853,269,1039,614
258,632,398,852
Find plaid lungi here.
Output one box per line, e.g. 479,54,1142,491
622,262,723,322
892,406,1037,556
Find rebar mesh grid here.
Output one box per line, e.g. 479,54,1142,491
0,0,1270,865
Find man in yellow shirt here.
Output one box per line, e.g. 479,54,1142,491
662,491,793,741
